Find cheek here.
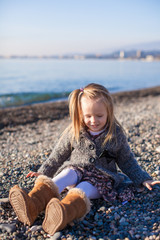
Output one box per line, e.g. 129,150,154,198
84,117,89,125
101,116,107,124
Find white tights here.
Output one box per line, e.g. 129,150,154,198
52,168,101,199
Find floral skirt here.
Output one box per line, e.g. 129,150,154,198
70,165,135,203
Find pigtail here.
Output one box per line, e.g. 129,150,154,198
68,89,83,142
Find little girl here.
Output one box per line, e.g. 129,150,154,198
9,83,160,236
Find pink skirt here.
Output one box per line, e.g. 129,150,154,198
70,165,134,203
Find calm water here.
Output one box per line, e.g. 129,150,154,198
0,59,160,107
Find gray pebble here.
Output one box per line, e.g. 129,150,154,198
155,146,160,153
0,223,16,233
48,232,62,240
114,212,120,220
119,217,126,223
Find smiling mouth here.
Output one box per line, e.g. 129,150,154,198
91,125,99,128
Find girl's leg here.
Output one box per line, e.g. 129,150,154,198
76,181,101,199
53,168,78,194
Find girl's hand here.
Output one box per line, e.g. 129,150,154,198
143,180,160,190
26,171,41,178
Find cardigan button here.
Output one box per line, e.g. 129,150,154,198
89,144,94,150
89,157,95,163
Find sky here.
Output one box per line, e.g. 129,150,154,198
0,0,160,56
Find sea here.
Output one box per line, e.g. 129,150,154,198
0,58,160,108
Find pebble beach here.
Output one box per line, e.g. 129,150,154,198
0,86,160,240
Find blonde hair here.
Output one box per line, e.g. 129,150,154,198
68,83,122,144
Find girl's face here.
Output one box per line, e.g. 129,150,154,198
81,96,107,132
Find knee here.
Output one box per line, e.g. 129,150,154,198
62,168,77,178
76,181,101,199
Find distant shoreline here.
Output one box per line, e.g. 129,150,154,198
0,86,159,130
0,48,160,61
0,56,160,61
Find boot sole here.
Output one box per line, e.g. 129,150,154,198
9,187,34,226
42,198,64,235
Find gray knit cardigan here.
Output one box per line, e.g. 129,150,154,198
38,125,152,188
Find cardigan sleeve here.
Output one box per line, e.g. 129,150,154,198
115,130,152,187
38,128,72,178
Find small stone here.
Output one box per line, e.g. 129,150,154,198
143,227,148,231
108,206,114,211
152,172,158,177
94,213,99,221
0,223,16,233
97,220,103,226
119,217,129,226
154,170,160,176
129,229,135,237
49,231,62,240
135,234,141,239
119,217,126,223
114,212,120,220
0,198,9,203
144,237,149,240
155,236,160,240
155,146,160,153
29,225,42,232
149,236,154,240
98,206,106,211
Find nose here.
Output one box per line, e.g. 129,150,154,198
90,116,96,123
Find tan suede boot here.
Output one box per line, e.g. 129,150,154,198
9,175,60,226
42,188,90,235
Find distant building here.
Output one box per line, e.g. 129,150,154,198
136,50,141,58
145,55,154,61
119,51,125,58
74,55,85,60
